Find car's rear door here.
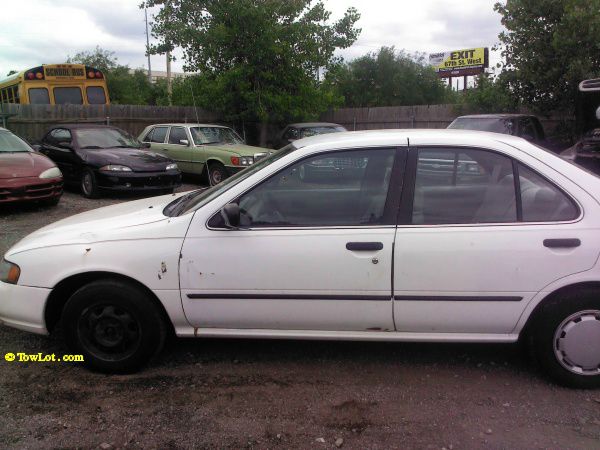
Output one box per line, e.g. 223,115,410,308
180,146,405,331
393,145,598,335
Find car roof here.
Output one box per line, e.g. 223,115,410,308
292,128,529,150
287,122,344,129
454,114,537,120
148,123,230,128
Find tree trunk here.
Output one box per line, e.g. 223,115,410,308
259,120,269,148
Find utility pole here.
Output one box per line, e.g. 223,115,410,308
166,49,172,106
144,5,152,84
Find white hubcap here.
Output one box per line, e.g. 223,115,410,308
554,310,600,375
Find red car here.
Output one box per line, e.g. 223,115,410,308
0,127,63,206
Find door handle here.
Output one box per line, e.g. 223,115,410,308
543,238,581,248
346,242,384,251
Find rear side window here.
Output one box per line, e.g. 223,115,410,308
413,148,516,224
86,86,106,104
150,127,168,143
168,127,188,145
518,163,579,222
53,87,83,105
142,128,154,142
29,88,50,104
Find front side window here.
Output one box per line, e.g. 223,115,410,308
53,87,83,105
28,88,50,104
236,148,396,227
413,148,516,224
168,127,188,145
46,128,72,146
151,127,168,143
86,86,107,104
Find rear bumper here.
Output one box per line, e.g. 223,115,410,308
95,170,182,191
0,281,49,335
0,177,63,204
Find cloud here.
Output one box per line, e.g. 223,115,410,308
0,0,506,76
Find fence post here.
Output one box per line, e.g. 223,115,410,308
106,116,110,126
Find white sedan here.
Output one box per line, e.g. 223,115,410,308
1,130,599,387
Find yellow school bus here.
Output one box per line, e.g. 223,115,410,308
0,64,110,105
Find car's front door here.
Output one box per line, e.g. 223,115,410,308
40,128,78,182
163,126,193,172
180,147,404,331
393,146,598,334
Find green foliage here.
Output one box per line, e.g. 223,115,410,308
67,46,164,105
6,70,17,77
327,47,452,107
143,0,360,128
67,46,119,72
495,0,600,114
459,73,517,113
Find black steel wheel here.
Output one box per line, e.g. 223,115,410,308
62,279,167,373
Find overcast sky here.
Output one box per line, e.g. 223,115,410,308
0,0,505,77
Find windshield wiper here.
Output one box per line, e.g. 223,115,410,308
164,189,205,216
80,145,104,149
114,145,138,148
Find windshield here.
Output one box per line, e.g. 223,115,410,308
74,128,141,149
0,131,32,153
300,126,346,138
190,127,244,145
167,145,295,216
448,117,514,134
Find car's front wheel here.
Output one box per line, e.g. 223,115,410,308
530,287,600,388
207,161,228,186
61,279,167,373
81,169,99,199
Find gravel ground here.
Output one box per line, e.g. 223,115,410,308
1,183,600,449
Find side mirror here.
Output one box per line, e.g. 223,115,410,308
57,141,72,150
596,106,600,121
141,142,151,149
220,203,240,229
180,139,189,146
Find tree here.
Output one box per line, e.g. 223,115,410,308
144,0,360,145
458,73,516,113
495,0,600,114
327,46,451,107
67,46,119,72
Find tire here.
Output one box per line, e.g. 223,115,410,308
529,287,600,388
207,161,228,186
81,169,100,199
61,279,167,373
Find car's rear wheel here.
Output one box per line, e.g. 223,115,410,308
81,169,99,199
61,279,167,373
207,161,227,186
530,287,600,388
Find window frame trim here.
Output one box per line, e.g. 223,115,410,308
206,146,407,231
399,145,583,228
167,126,190,146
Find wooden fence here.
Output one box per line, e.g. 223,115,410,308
320,104,573,141
0,104,222,142
0,103,575,147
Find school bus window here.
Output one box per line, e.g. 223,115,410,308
13,86,20,104
53,87,83,105
86,86,106,105
29,88,50,105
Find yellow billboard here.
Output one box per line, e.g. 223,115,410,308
429,48,489,78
